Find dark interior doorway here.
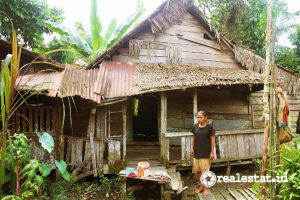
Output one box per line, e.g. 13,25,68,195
132,95,158,142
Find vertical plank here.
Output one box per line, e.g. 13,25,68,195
66,137,71,164
46,108,51,131
160,92,168,166
28,108,33,133
108,140,115,166
71,138,76,170
237,134,246,158
185,136,192,166
99,107,105,172
108,105,111,138
122,102,127,161
193,88,198,124
251,105,255,128
181,137,186,166
218,136,225,159
16,110,20,132
249,134,257,156
95,108,101,169
115,140,121,162
22,108,27,132
55,106,63,178
243,134,251,156
75,139,83,166
59,136,65,160
104,106,108,139
83,141,92,172
34,108,38,132
40,108,44,132
88,108,97,176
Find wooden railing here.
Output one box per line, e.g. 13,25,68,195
163,128,264,167
61,135,123,173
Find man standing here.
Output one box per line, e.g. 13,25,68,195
191,111,215,195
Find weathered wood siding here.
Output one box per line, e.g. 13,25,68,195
112,12,241,69
250,90,300,133
9,106,59,163
60,101,127,174
167,87,252,135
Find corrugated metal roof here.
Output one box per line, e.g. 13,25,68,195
94,61,137,98
17,65,102,103
17,71,62,96
59,65,101,103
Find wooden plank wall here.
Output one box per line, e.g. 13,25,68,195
250,90,300,133
112,12,240,69
167,88,252,136
9,106,57,163
61,101,127,174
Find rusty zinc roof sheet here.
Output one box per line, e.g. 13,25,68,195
94,61,137,98
59,65,101,103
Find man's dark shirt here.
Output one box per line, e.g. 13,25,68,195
191,123,215,159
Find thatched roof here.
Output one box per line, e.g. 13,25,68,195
235,46,300,94
17,62,263,104
135,63,263,93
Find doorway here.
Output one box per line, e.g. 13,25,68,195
132,95,158,142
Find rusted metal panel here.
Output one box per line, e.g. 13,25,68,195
94,61,137,99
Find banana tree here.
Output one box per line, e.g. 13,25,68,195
45,0,143,66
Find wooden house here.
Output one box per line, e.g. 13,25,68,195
12,0,300,176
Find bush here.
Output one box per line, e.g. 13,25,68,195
275,141,300,199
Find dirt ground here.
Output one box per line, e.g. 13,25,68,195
48,164,258,200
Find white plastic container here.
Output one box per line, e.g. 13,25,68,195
137,161,150,177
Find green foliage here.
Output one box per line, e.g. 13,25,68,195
275,143,300,199
290,24,300,57
36,132,55,154
197,0,294,57
98,174,120,190
54,160,70,181
275,46,300,73
0,28,21,194
2,133,71,199
37,37,76,64
45,0,143,66
0,0,64,48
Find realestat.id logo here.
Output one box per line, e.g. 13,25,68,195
200,171,217,187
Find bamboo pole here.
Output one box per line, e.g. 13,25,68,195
261,0,273,198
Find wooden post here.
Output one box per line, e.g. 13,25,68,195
88,108,97,177
122,102,127,161
55,106,63,180
120,174,126,200
193,88,198,124
261,0,274,198
160,92,169,167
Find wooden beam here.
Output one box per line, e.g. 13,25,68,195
122,102,127,161
180,34,222,50
164,128,264,138
88,108,97,177
193,88,198,124
160,92,169,167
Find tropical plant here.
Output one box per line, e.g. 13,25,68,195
0,27,22,194
2,132,70,199
0,0,64,48
274,142,300,199
45,0,144,65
